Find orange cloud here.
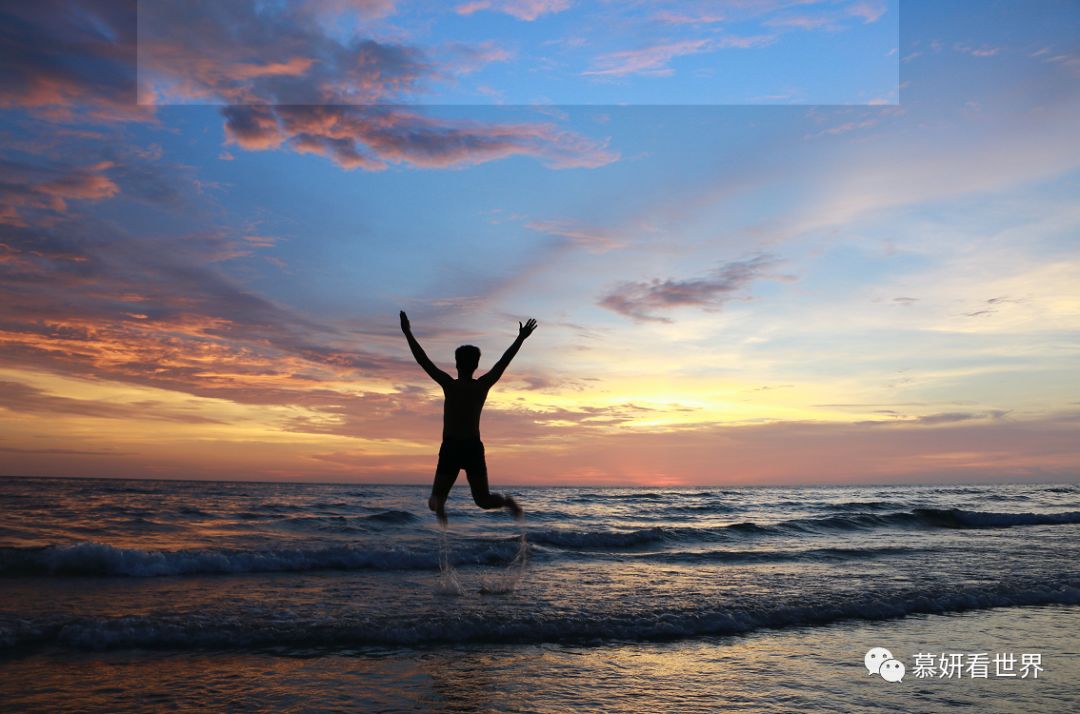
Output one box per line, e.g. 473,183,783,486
0,160,119,225
232,57,317,79
223,105,617,170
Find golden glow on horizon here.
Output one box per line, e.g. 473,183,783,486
5,352,1071,486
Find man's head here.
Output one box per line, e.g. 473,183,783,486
455,344,481,376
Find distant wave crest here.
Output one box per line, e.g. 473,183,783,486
529,508,1080,550
0,540,517,578
908,508,1080,528
4,508,1076,576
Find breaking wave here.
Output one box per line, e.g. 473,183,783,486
0,540,519,578
528,508,1080,550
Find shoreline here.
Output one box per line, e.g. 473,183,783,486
2,605,1076,713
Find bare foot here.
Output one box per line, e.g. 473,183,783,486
504,496,524,521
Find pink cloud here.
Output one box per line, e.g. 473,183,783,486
765,15,841,31
456,1,490,14
653,10,725,25
847,0,887,24
526,219,623,253
766,1,889,32
455,0,571,21
231,57,317,80
39,162,120,204
583,39,712,78
220,106,288,150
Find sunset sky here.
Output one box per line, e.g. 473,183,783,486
1,0,1078,485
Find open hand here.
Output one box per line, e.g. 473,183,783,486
399,310,411,333
518,318,538,339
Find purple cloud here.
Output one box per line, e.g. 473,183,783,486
600,254,786,322
223,105,616,170
0,1,149,122
0,158,120,227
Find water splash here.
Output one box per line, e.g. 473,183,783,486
435,525,464,596
479,528,528,595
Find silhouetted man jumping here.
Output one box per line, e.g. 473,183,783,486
400,311,537,524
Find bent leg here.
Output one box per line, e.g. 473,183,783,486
464,444,521,518
464,459,506,509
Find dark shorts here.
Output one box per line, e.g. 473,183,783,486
435,437,487,478
432,438,505,509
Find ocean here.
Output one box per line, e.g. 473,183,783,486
1,477,1078,712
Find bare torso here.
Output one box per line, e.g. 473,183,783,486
441,378,491,440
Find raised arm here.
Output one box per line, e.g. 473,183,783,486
479,318,537,387
400,311,452,387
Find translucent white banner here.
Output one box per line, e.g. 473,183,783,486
138,0,900,106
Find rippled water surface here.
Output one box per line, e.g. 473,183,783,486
1,477,1078,711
